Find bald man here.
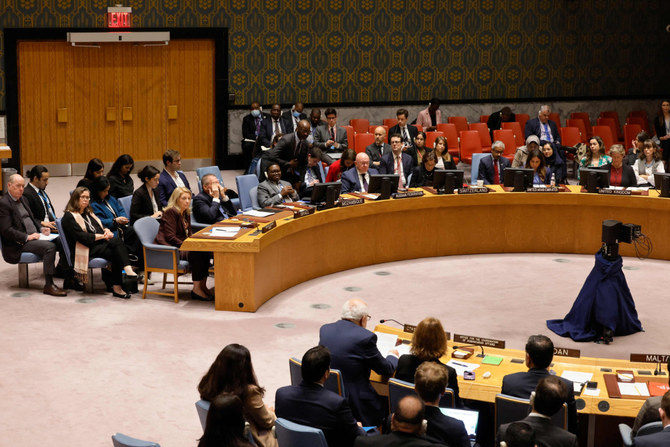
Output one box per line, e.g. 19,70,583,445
319,298,399,427
341,153,379,194
365,126,392,169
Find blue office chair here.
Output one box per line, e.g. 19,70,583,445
196,166,240,210
236,174,260,212
195,399,210,431
250,186,261,210
288,357,346,397
388,378,454,413
470,153,486,184
111,432,160,447
275,418,328,447
0,234,43,288
133,216,190,303
55,218,111,293
118,195,132,218
619,421,663,447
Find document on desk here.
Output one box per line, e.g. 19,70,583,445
210,226,241,235
374,332,398,356
618,382,650,397
446,360,480,376
561,371,593,393
244,210,273,217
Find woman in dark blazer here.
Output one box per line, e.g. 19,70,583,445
107,154,135,199
606,144,636,188
409,151,438,187
155,187,213,301
61,187,137,298
654,99,670,165
394,317,462,407
130,165,163,224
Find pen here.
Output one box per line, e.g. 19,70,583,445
451,361,470,368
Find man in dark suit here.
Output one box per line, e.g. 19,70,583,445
366,126,392,170
341,153,379,194
314,107,348,154
281,102,307,134
525,105,561,147
498,377,578,447
632,359,670,435
354,395,442,447
635,390,670,447
275,345,366,447
501,335,577,434
0,174,67,296
487,106,516,139
157,149,191,207
258,103,290,149
414,362,470,447
192,174,237,224
319,298,399,427
478,141,512,185
241,101,267,172
389,109,418,149
380,134,414,188
500,422,537,447
299,147,325,199
309,108,327,138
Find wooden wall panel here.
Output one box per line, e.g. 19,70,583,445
167,40,214,161
18,41,70,165
120,45,167,161
71,44,120,163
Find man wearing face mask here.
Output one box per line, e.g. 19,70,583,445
282,102,307,133
242,101,268,173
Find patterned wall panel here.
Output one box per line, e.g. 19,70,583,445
1,0,669,110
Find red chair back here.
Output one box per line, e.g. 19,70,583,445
354,133,375,154
565,119,588,143
597,116,622,143
437,123,460,159
459,130,483,164
425,131,445,149
599,111,622,140
469,122,492,152
514,113,530,133
501,121,524,147
349,119,370,134
383,118,398,128
626,116,652,136
342,125,355,149
623,123,642,148
414,124,423,132
480,114,490,123
368,125,389,141
570,112,592,138
592,125,615,153
493,129,517,162
559,127,582,148
448,116,469,134
549,113,561,128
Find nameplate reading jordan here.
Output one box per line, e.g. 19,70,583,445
554,347,581,358
261,221,276,233
599,189,632,196
458,187,489,194
340,197,365,207
292,209,310,218
392,190,424,199
630,353,670,364
526,187,560,193
454,334,505,349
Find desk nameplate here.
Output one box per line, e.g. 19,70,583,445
454,334,505,349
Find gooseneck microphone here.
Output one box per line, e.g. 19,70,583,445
452,343,486,358
380,318,404,326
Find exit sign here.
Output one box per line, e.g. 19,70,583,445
107,6,132,28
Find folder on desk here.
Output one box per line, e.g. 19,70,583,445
649,382,670,396
481,355,503,365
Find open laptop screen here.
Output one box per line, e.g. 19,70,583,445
439,407,479,440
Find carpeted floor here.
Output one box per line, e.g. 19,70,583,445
0,171,665,446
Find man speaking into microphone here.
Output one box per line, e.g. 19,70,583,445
319,298,399,427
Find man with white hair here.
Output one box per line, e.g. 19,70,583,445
524,105,561,147
319,298,399,427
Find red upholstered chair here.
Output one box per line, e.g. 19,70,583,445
565,119,588,143
570,112,592,138
626,116,652,136
628,110,648,120
514,113,530,133
599,111,622,141
368,125,389,142
623,124,642,149
560,127,582,148
448,116,469,134
493,129,517,162
354,133,374,154
469,122,492,153
414,124,423,132
383,118,398,128
597,117,623,144
549,112,561,129
480,114,490,123
592,125,615,153
501,121,524,147
349,119,370,134
342,125,355,150
437,123,460,160
459,130,483,164
425,131,445,150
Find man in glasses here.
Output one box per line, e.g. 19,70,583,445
478,140,511,185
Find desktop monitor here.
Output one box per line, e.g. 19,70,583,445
368,174,400,200
309,181,342,208
432,169,465,194
654,172,670,198
439,407,479,442
579,167,609,193
503,167,534,192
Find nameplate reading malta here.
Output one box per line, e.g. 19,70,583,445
630,353,670,364
454,334,505,349
458,187,489,194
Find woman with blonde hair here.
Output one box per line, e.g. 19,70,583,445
433,136,456,170
394,316,461,406
155,187,213,300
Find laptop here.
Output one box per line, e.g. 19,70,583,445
439,407,479,441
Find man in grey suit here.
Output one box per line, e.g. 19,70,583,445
257,163,299,207
635,390,670,447
365,126,391,170
497,376,578,447
314,107,348,155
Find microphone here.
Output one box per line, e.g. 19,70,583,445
379,319,416,334
654,361,661,376
380,318,404,326
452,343,485,358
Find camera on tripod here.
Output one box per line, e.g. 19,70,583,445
601,220,642,260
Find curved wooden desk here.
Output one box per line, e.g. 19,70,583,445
180,186,670,312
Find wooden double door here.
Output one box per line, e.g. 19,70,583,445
18,39,214,168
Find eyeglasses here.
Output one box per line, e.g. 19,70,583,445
365,315,372,321
80,196,90,200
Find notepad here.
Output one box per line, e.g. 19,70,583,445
618,382,649,396
244,210,273,217
481,355,503,365
374,331,398,356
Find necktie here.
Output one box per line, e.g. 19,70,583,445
493,160,500,184
39,189,55,221
255,117,262,136
273,120,280,136
395,156,403,187
543,123,552,142
361,173,368,192
403,127,410,142
330,127,335,140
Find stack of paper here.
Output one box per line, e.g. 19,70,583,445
374,332,399,356
210,226,241,236
618,382,650,397
244,210,273,217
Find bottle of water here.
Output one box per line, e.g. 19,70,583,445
550,173,556,187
